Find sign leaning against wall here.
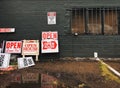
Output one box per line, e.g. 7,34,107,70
41,31,59,53
22,40,39,55
22,40,39,61
0,53,11,68
5,41,22,53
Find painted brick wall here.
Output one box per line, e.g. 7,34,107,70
0,0,120,59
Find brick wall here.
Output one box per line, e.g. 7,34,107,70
0,0,120,59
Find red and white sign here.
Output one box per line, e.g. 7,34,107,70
47,12,56,25
5,41,22,53
22,40,39,55
41,39,59,53
42,31,58,40
0,28,15,33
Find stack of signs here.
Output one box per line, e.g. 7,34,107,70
0,53,11,69
5,41,22,53
41,31,59,53
22,73,39,83
17,57,35,69
41,74,57,88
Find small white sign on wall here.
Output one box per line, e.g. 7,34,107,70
47,12,56,25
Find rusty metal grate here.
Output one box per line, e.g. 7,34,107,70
71,7,118,35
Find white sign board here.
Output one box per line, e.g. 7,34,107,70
5,41,22,53
17,57,35,69
41,31,59,53
0,28,15,33
22,73,39,83
22,40,39,55
47,12,56,25
0,53,11,68
41,39,59,53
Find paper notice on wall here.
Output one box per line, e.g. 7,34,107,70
17,57,35,69
5,41,22,53
0,53,11,68
47,12,56,25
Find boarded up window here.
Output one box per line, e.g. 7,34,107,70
71,7,118,35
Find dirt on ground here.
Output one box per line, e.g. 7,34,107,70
0,57,120,88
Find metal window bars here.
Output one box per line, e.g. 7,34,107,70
71,7,118,35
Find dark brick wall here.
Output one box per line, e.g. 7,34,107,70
0,0,120,59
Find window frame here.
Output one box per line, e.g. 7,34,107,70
70,7,119,35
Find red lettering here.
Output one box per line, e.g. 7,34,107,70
53,33,57,39
42,33,47,39
17,43,21,48
6,42,11,48
43,41,57,50
6,42,22,49
43,41,48,49
51,41,57,49
42,32,58,39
